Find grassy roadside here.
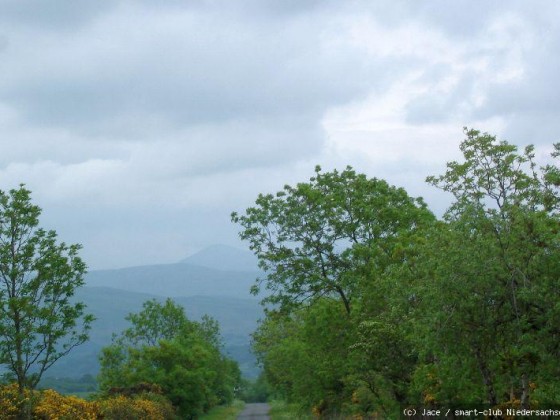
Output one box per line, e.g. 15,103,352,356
200,399,246,420
268,400,313,420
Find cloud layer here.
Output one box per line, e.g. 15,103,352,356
0,1,558,268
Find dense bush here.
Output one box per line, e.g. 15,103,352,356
99,394,175,420
98,299,241,418
0,383,175,419
34,389,99,419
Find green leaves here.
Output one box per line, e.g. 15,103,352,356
98,299,241,417
0,185,93,392
238,167,435,415
232,166,434,314
239,129,560,414
418,129,560,407
426,128,555,218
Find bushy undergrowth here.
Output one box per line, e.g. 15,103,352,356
0,383,176,419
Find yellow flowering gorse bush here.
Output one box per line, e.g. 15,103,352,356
34,389,99,420
0,384,175,420
99,394,174,420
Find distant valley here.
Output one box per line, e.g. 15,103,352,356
46,245,265,380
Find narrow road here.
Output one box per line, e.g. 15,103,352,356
237,403,270,419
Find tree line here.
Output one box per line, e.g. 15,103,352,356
232,129,560,417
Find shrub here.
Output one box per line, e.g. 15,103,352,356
34,389,99,419
0,383,176,419
0,383,31,419
99,394,175,420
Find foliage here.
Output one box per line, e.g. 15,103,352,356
232,165,434,314
268,399,313,420
0,383,32,419
238,373,272,403
98,298,240,418
236,167,434,415
237,130,560,417
119,298,194,347
34,389,99,419
416,129,560,407
0,187,94,398
253,300,355,411
0,383,175,420
98,394,176,420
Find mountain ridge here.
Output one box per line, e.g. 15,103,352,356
47,285,263,379
85,244,262,299
180,244,259,272
56,245,267,379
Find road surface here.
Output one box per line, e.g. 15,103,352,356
237,403,270,419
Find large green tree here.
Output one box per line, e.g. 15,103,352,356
415,129,560,407
0,186,93,395
236,167,435,415
235,131,560,415
232,165,434,315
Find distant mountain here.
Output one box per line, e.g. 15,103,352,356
47,286,264,379
85,262,260,300
51,245,268,380
180,244,259,272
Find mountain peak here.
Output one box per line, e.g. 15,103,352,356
180,244,258,272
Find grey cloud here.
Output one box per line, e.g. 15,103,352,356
406,0,504,37
405,70,480,124
0,3,377,139
399,0,557,38
126,117,325,181
471,13,560,144
1,0,559,269
0,0,114,31
402,3,560,141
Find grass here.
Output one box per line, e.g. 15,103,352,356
200,399,246,420
268,399,313,420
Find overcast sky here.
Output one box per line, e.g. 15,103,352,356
1,1,559,269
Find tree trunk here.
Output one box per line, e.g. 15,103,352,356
474,347,497,406
520,373,530,409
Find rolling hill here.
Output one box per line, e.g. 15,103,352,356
43,245,266,380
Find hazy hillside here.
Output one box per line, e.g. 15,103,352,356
180,244,259,272
47,286,264,379
85,263,259,299
46,246,266,380
85,246,262,299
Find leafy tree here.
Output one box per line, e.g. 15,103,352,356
98,299,241,418
118,298,197,347
252,300,354,413
0,186,93,396
238,168,434,415
232,165,434,315
416,129,560,407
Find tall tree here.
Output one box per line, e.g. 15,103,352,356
418,129,560,407
0,186,94,396
236,167,434,416
232,165,434,314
